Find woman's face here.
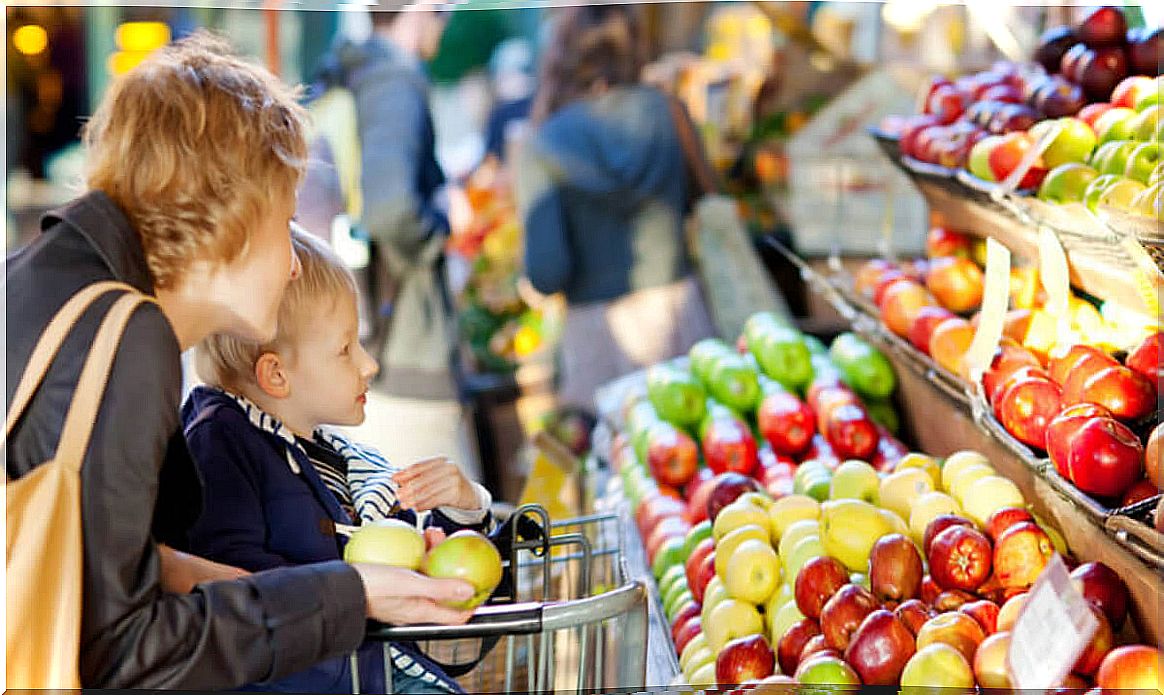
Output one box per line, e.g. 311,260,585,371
213,192,299,343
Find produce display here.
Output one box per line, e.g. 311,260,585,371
880,7,1162,217
604,313,1160,688
852,227,1161,510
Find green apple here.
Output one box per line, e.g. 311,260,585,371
723,538,780,604
1032,117,1097,168
715,523,770,578
1125,142,1163,184
1083,174,1124,212
704,598,764,651
422,530,503,609
653,536,686,579
712,499,771,541
829,459,881,503
1131,182,1164,219
795,655,862,685
658,564,687,598
680,632,711,671
665,588,695,620
798,470,833,502
1092,140,1139,176
1095,107,1139,144
1132,105,1162,142
1135,84,1163,112
968,135,1004,181
1095,178,1149,213
344,518,425,569
1038,163,1101,203
682,519,713,560
763,581,795,624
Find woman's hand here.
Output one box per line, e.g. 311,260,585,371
158,544,250,593
393,456,479,512
351,563,474,626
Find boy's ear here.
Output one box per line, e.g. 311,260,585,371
254,352,291,399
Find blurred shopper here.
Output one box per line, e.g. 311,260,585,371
483,38,536,164
517,5,715,409
5,32,475,689
306,6,481,479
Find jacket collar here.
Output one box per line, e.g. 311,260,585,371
41,190,156,295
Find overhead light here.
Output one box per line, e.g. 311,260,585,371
115,22,170,52
13,25,48,57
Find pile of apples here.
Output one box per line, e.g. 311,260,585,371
637,442,1161,690
853,227,1162,509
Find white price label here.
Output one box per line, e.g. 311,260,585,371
1007,554,1099,691
964,238,1012,383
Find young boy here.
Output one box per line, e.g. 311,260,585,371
183,229,492,694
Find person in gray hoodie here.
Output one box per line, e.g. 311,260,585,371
517,5,715,409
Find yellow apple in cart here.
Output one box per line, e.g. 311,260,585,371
783,534,826,582
714,500,772,542
724,539,781,605
344,518,425,570
422,530,503,609
767,494,821,541
778,518,821,560
940,451,991,494
879,468,935,522
961,476,1025,529
715,524,770,578
819,499,894,572
900,643,976,690
895,453,942,489
881,507,911,537
702,576,729,624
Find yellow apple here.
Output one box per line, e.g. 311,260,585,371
909,491,964,545
764,582,795,625
705,598,764,651
879,468,935,521
702,576,729,624
829,459,881,503
941,451,991,493
738,491,774,511
767,495,821,541
344,518,425,569
900,643,975,689
778,518,821,560
896,452,942,489
947,463,996,505
881,507,911,537
768,598,806,648
724,539,781,604
783,534,826,582
820,499,894,572
961,475,1025,528
687,660,717,686
714,500,772,542
680,632,710,671
715,524,770,578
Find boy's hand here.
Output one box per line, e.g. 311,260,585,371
393,457,479,512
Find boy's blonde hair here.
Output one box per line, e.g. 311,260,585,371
83,30,309,290
197,227,358,391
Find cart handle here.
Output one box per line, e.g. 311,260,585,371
364,580,648,641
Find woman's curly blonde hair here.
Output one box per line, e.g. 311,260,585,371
83,30,309,289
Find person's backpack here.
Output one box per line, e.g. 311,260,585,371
6,282,155,688
300,86,397,365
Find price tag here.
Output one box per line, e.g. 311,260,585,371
964,238,1012,384
1008,554,1099,691
1037,226,1077,346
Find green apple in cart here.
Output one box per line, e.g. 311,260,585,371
1091,141,1138,176
646,363,706,428
653,536,687,580
682,519,713,560
1031,117,1097,168
1094,107,1138,144
1083,174,1123,211
659,564,688,598
707,354,762,413
689,338,735,384
422,530,504,610
967,135,1003,182
1131,105,1161,142
1125,143,1163,184
829,459,881,504
1135,85,1163,112
1038,163,1101,203
1094,178,1148,213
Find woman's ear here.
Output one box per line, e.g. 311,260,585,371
254,352,291,399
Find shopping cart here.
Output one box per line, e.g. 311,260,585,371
365,504,650,693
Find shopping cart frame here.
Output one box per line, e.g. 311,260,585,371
365,504,650,693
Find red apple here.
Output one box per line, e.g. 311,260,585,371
869,533,924,606
1078,365,1157,421
1066,417,1144,499
928,84,968,125
929,317,975,377
1096,645,1162,690
1111,75,1156,109
993,521,1054,589
674,616,703,657
1146,423,1162,491
933,589,978,612
820,584,880,652
872,271,910,307
982,341,1043,402
984,507,1036,543
1070,562,1129,631
647,424,700,488
798,635,833,664
900,114,943,159
1080,46,1130,102
1123,479,1159,506
716,634,776,685
776,618,821,676
794,556,850,620
994,374,1062,449
920,575,941,606
926,227,972,259
1078,6,1128,48
855,259,899,298
871,430,909,473
915,611,986,664
1036,25,1080,74
706,473,763,522
756,392,815,457
960,599,1001,635
928,525,993,593
882,281,939,338
990,364,1052,405
1127,28,1164,76
988,131,1047,189
692,550,717,605
824,403,879,461
1073,604,1114,677
802,434,840,469
895,599,935,636
925,256,985,315
844,609,917,686
1049,344,1113,385
636,493,686,538
1046,403,1113,477
686,470,717,524
909,306,957,355
702,417,759,477
1078,103,1115,130
1126,331,1163,382
686,538,716,602
923,515,975,559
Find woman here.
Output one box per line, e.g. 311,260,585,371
5,32,475,689
517,5,716,409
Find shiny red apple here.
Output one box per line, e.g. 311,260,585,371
1078,365,1157,421
923,515,975,559
1070,562,1129,631
869,533,924,606
795,556,850,620
985,507,1036,543
928,525,993,593
1046,403,1113,477
994,373,1062,449
1125,331,1162,382
1066,417,1144,499
844,609,916,686
820,584,880,652
716,634,777,685
895,599,935,636
776,618,822,676
757,391,816,457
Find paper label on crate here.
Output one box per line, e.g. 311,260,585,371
964,238,1011,383
1007,554,1099,691
1037,226,1074,342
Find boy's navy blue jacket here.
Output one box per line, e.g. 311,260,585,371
181,386,489,693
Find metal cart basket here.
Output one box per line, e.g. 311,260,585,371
366,504,650,693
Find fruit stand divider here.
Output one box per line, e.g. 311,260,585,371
767,237,1164,648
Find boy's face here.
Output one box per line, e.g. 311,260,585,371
281,290,379,431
